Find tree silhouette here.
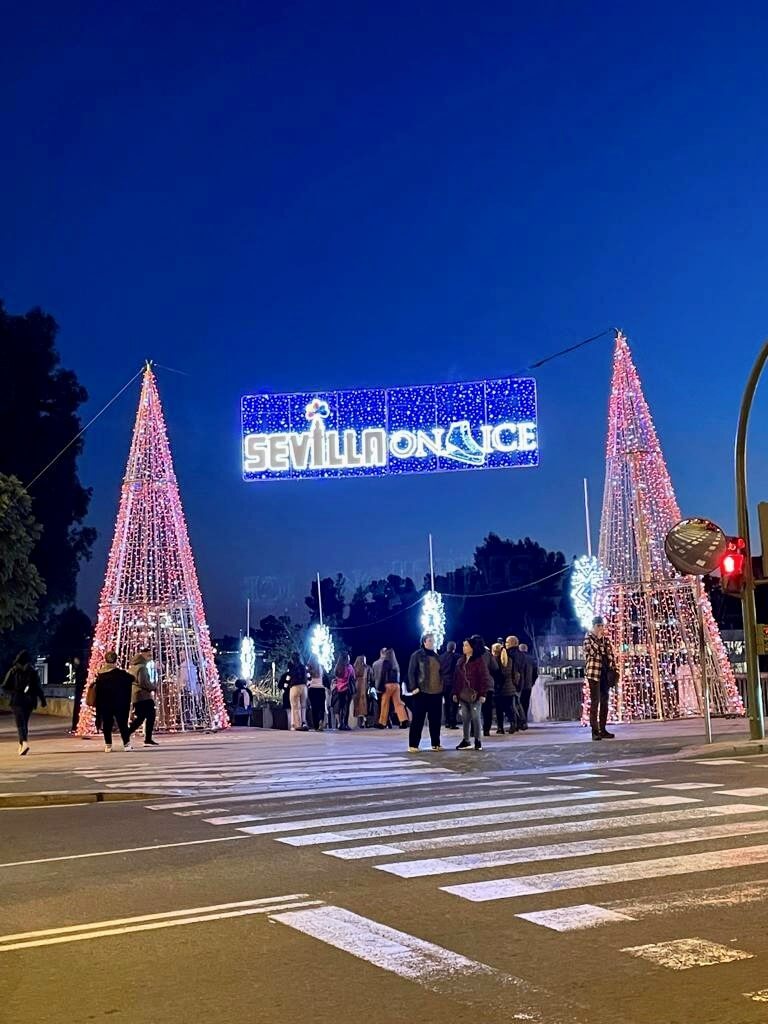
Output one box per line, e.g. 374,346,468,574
0,474,46,632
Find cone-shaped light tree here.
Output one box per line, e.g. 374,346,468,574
589,331,743,721
77,365,228,734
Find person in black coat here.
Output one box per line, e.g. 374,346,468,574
2,650,46,755
94,651,134,751
439,642,460,729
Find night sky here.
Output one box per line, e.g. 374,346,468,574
4,3,768,635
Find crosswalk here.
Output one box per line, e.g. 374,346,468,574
142,754,768,1006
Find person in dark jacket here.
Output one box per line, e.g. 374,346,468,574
519,643,539,725
2,650,46,755
476,636,498,736
127,652,159,746
407,633,444,751
439,641,460,729
95,651,134,751
498,636,527,733
452,637,492,750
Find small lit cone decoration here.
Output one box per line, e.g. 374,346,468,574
310,623,335,673
582,332,743,725
421,590,446,650
77,365,229,735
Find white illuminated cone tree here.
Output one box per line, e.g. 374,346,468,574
76,365,229,735
590,332,743,721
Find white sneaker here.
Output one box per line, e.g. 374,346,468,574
104,744,112,753
20,742,29,756
123,743,133,751
407,746,420,752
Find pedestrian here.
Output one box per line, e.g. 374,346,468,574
70,656,87,733
127,651,159,746
232,679,253,725
439,641,460,729
307,656,327,731
476,635,498,737
2,650,46,756
375,647,409,729
406,633,444,752
331,654,356,731
584,616,618,741
95,651,134,751
498,636,526,734
372,648,387,691
353,655,373,728
285,652,309,731
518,642,538,726
452,637,492,750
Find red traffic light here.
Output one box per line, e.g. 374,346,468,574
720,537,746,594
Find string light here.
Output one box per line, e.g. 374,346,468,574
310,623,335,673
76,366,229,735
582,332,744,724
240,636,256,681
570,555,602,631
421,590,446,650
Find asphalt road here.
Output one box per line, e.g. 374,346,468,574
3,731,768,1024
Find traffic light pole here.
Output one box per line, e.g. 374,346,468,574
735,341,768,740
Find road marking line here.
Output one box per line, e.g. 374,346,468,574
621,937,753,970
232,788,601,836
601,778,662,785
716,788,768,797
269,905,576,1022
101,767,457,790
283,796,697,848
0,894,314,943
376,818,768,878
0,835,251,870
441,843,768,902
549,773,604,780
517,906,634,931
689,759,746,765
745,989,768,1002
73,753,405,774
652,783,721,790
143,774,468,809
0,902,322,952
79,758,427,781
516,878,768,930
323,801,757,859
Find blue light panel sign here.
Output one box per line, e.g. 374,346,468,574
241,376,538,481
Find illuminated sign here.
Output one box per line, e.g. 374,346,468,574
241,377,538,481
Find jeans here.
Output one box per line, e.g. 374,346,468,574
379,683,408,725
460,700,482,742
481,692,495,734
496,693,518,732
290,685,308,729
101,703,131,746
409,692,443,748
589,681,610,734
308,687,326,730
520,687,532,722
12,704,32,743
444,691,458,727
129,700,156,743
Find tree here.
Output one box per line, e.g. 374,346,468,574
305,574,346,624
434,534,568,646
0,302,95,655
0,474,46,631
254,614,301,673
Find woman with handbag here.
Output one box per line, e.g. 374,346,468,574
452,637,492,751
331,654,357,731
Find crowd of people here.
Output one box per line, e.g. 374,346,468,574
267,631,543,751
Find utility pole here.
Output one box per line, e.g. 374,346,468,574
735,341,768,740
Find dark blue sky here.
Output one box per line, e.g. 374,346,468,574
4,2,768,635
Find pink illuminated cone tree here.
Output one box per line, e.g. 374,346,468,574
77,364,228,735
584,331,744,723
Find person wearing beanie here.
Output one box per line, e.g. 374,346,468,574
584,616,618,741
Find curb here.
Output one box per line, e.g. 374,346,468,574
0,791,154,809
680,741,768,760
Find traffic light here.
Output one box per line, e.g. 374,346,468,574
720,537,747,594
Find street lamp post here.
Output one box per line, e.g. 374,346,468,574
735,340,768,740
